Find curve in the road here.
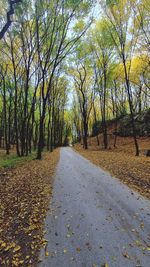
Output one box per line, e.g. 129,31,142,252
39,147,150,267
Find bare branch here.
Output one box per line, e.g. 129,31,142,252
0,0,22,39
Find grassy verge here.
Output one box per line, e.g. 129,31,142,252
0,149,60,267
0,152,36,169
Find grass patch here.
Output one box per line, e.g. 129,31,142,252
0,151,36,168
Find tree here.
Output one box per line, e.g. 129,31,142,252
71,60,95,149
90,19,114,149
0,0,22,39
0,0,93,159
104,0,140,155
35,0,92,159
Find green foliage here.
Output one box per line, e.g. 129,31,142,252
106,0,119,6
0,152,35,168
65,0,93,15
0,0,149,158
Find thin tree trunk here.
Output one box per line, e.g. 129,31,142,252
113,80,118,148
37,98,46,159
103,67,108,149
83,118,88,149
11,42,20,156
93,102,100,146
123,58,139,156
3,77,9,155
47,104,51,151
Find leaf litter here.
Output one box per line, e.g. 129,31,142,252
74,136,150,199
0,149,60,266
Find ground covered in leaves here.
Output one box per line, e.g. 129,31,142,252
0,149,60,267
75,136,150,199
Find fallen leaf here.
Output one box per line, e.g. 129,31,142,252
1,242,6,248
13,245,21,253
45,251,49,257
0,149,60,265
102,263,109,267
122,252,130,259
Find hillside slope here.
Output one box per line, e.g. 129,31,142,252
75,126,150,198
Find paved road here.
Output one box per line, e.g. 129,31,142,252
39,148,150,267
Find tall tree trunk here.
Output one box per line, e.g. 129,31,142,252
3,77,9,155
37,116,44,159
33,123,38,150
21,69,29,156
37,98,46,159
103,67,108,149
138,85,142,114
123,58,139,156
47,104,51,151
113,80,118,148
11,44,20,156
83,118,88,149
8,91,12,150
50,96,55,152
93,102,100,146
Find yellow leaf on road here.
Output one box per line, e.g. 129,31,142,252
45,251,49,256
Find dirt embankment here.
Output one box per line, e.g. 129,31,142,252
75,136,150,199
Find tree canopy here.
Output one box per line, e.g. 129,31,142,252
0,0,149,158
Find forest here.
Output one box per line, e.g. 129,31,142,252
0,0,149,160
0,0,150,266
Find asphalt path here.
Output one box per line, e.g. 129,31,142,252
39,147,150,267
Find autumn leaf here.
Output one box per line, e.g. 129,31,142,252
74,135,150,199
122,252,130,259
1,242,7,248
13,245,21,253
0,150,60,266
45,251,49,257
140,223,144,229
102,263,109,267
